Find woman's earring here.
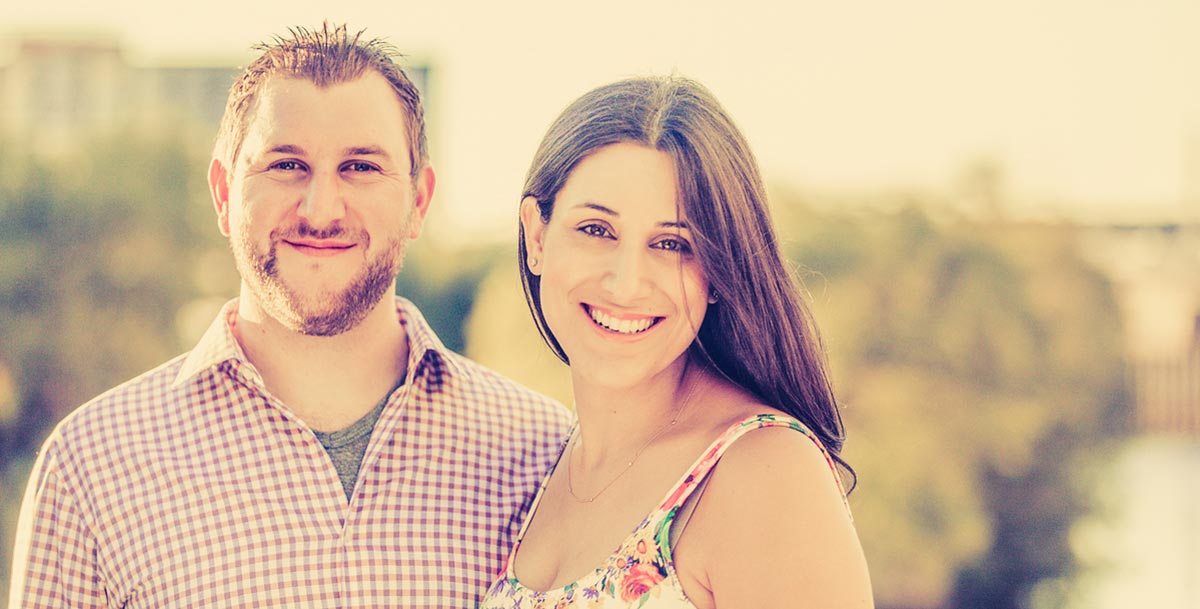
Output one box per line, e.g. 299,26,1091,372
528,256,539,269
708,288,719,304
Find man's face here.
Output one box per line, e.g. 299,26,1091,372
210,72,434,336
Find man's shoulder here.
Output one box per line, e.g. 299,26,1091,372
437,350,569,421
427,351,573,463
48,353,193,454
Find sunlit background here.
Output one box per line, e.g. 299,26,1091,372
2,2,1198,608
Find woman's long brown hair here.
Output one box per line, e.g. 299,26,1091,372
518,76,854,489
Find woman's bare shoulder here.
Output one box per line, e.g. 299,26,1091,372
677,395,873,608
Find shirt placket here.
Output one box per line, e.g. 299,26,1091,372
339,367,424,606
234,362,351,608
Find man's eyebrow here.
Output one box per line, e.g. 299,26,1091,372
266,144,306,155
346,146,391,159
260,145,391,159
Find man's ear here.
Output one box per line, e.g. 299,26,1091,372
208,158,232,237
406,164,437,240
520,196,547,276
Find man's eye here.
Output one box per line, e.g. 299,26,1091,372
345,162,379,172
271,160,304,171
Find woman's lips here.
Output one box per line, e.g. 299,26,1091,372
583,304,663,335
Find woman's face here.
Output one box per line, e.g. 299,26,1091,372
522,142,710,388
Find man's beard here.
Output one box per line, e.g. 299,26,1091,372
232,221,407,337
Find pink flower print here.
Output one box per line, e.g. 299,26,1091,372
619,563,665,602
662,474,696,509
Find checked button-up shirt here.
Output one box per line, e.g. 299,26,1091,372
9,297,572,608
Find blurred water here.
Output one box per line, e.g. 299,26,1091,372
1069,436,1200,609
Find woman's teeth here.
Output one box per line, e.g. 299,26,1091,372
589,307,656,334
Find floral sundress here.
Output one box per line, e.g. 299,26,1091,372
479,413,849,609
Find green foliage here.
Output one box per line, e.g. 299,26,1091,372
395,240,499,354
787,205,1129,609
464,254,573,406
0,132,220,601
464,198,1130,609
0,130,1131,609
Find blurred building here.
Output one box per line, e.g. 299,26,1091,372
1081,222,1200,437
0,31,429,157
0,32,236,155
1076,220,1200,609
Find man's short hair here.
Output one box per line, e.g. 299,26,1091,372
213,22,428,177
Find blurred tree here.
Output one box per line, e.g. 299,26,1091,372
0,131,219,598
0,129,1131,609
396,241,500,354
0,133,497,604
465,198,1128,609
785,204,1129,609
463,255,573,406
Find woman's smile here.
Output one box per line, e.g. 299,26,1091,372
582,303,663,336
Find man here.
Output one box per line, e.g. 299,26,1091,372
9,24,571,608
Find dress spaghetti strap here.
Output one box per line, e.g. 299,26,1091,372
481,413,848,609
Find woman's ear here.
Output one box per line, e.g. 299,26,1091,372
520,196,547,276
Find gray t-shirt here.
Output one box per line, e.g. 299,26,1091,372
312,392,392,500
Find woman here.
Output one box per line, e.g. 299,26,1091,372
481,76,873,608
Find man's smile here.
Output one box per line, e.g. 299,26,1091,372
282,238,358,257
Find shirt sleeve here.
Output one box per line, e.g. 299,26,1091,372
8,442,108,609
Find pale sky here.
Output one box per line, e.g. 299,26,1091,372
4,0,1199,242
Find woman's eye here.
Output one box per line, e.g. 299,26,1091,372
656,238,693,254
578,224,612,238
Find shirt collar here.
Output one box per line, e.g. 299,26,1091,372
172,297,462,389
395,296,463,389
173,299,244,388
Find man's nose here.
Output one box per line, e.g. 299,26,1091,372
297,170,347,227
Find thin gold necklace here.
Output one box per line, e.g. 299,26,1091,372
565,373,701,503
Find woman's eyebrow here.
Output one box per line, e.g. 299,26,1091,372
569,202,688,229
571,202,619,216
